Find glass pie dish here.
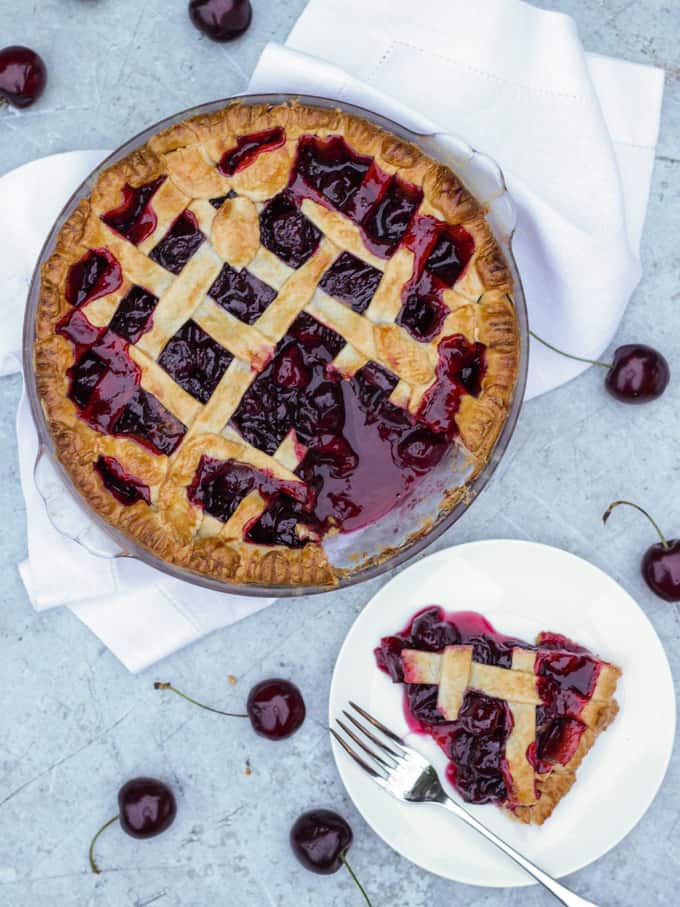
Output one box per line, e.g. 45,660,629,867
23,93,528,596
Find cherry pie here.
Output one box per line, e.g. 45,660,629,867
34,102,519,587
375,607,621,824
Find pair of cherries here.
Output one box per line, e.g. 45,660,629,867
89,678,372,904
0,3,253,110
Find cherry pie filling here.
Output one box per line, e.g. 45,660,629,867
101,176,165,245
218,127,286,176
58,129,492,550
375,607,604,807
94,455,151,506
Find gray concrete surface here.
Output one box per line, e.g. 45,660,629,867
1,1,679,905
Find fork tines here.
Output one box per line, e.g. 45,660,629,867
331,701,407,780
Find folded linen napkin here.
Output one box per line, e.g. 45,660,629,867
0,0,663,671
251,0,664,398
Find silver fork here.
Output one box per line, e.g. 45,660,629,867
331,702,598,907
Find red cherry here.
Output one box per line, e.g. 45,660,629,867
154,677,306,739
642,541,680,602
0,46,47,108
247,678,306,740
530,330,670,404
604,344,670,403
188,0,252,42
118,778,177,839
291,809,352,874
88,777,177,874
603,500,680,601
290,809,374,904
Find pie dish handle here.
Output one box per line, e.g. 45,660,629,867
417,132,517,239
33,446,128,559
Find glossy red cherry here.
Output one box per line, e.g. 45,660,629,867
603,500,680,601
155,677,306,740
88,777,177,874
530,330,670,404
247,678,306,740
291,809,373,904
604,344,670,403
0,46,47,108
291,809,352,874
188,0,252,42
118,778,177,839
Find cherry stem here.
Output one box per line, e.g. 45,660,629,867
602,500,670,550
340,853,373,907
88,815,118,874
529,330,613,370
154,682,248,718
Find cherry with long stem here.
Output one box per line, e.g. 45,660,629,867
530,330,670,403
155,677,307,740
290,809,373,906
88,777,177,874
603,499,680,601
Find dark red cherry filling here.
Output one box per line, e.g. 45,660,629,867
318,251,383,314
208,262,277,325
375,607,605,807
187,454,314,525
109,285,158,343
231,314,458,542
66,249,122,307
246,495,322,548
231,312,345,455
445,691,513,804
426,226,476,287
209,189,237,209
418,335,486,439
149,210,205,274
157,320,233,404
68,331,141,433
59,309,187,456
288,135,423,260
218,127,286,175
290,134,372,211
535,650,600,720
94,455,151,506
397,284,448,342
101,177,165,245
67,350,108,409
360,175,423,258
396,219,475,342
259,190,321,268
112,387,187,456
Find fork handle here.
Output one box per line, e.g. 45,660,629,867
437,797,599,906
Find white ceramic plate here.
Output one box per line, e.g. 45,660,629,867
329,540,676,887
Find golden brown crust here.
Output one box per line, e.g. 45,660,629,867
33,101,519,588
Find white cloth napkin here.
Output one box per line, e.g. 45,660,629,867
1,0,664,671
1,150,274,673
250,0,664,398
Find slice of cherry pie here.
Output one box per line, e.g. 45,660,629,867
375,606,621,824
34,102,519,587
